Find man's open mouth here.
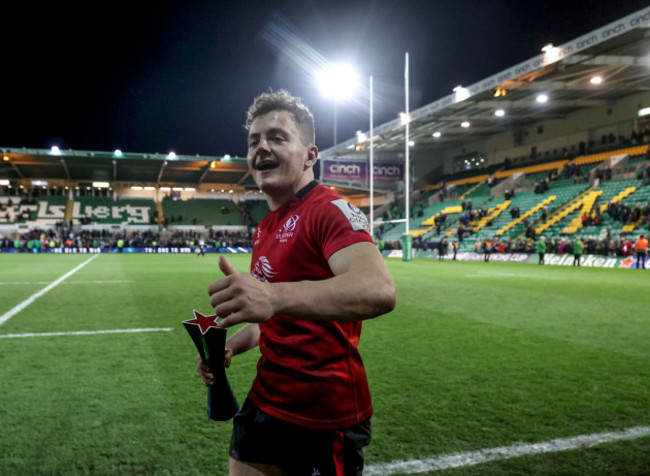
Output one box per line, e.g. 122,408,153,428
257,162,279,171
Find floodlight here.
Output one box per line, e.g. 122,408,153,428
536,94,549,104
495,109,506,117
590,76,603,85
93,181,110,188
50,146,61,155
114,149,123,157
317,64,358,100
0,179,10,185
461,121,470,128
168,152,177,159
356,130,367,143
433,131,441,138
453,86,470,103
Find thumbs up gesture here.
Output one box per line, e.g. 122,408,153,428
207,255,276,328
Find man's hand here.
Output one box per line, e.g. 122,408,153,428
207,255,276,328
195,348,234,386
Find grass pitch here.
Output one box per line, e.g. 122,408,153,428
0,254,648,475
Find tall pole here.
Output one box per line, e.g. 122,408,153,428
405,52,410,235
369,75,374,236
333,101,338,146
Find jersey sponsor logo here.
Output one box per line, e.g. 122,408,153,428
330,199,370,232
252,256,277,282
276,214,299,242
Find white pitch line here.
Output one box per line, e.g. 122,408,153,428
365,425,650,475
0,327,174,339
0,254,100,326
0,280,133,285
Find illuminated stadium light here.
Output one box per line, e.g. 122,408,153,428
408,140,415,147
184,187,196,192
638,107,650,117
172,187,183,191
536,94,549,104
160,186,171,191
495,109,506,117
541,43,561,63
453,86,470,103
168,152,176,160
31,180,48,186
316,63,358,100
50,146,61,155
461,121,470,128
590,76,603,85
356,130,367,143
92,181,110,188
222,154,231,161
399,112,411,125
2,155,9,161
113,149,123,157
131,186,143,190
144,186,156,191
433,131,441,138
0,179,10,186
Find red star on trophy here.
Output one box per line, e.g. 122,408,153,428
183,310,239,421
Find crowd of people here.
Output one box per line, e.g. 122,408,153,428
0,226,254,252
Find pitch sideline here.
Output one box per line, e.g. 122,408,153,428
365,425,650,475
0,327,174,338
0,254,100,326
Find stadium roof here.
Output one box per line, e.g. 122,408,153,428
1,7,649,187
320,8,650,157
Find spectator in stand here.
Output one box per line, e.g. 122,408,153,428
620,237,633,256
572,237,584,266
536,236,546,265
634,234,648,269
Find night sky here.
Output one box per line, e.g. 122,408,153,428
3,1,648,158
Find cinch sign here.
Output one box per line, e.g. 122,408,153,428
322,160,367,181
322,160,404,182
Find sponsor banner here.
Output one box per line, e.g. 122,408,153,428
373,163,404,182
322,160,404,182
0,247,253,254
322,160,367,181
379,250,649,269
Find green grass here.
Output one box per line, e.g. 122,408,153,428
0,255,649,475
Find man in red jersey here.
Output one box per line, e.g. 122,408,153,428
196,90,396,475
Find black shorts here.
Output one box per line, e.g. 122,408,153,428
229,399,371,476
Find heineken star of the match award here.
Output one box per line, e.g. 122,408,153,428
183,310,239,421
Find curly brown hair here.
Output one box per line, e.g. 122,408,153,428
245,89,315,145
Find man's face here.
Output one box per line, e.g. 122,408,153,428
247,110,317,206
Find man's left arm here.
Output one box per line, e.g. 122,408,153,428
209,242,395,327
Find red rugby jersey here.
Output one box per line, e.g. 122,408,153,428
247,181,375,429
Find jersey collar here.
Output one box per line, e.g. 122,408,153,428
296,180,319,200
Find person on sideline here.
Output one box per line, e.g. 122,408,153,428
573,237,584,266
196,90,396,475
634,234,648,269
536,236,546,265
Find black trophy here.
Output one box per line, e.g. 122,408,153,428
183,310,239,421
